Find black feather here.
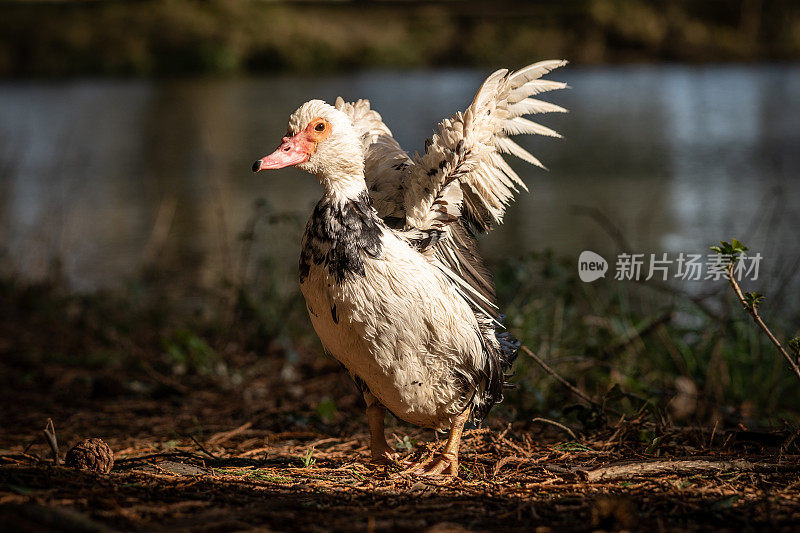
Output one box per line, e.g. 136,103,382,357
301,191,383,283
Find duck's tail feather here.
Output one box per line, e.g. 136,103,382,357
470,314,520,423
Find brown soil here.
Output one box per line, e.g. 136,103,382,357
2,357,800,532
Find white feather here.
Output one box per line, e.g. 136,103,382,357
494,135,547,169
508,98,568,117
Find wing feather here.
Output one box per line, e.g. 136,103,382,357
508,98,568,117
503,116,563,138
397,60,567,320
403,60,566,234
338,62,567,325
493,135,547,170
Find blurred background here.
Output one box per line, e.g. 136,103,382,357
2,0,800,438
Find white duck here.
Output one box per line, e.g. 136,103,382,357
253,60,567,475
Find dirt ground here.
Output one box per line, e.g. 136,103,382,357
2,354,800,532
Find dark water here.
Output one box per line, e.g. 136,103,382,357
1,65,799,293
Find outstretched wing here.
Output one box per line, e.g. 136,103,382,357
334,97,412,225
336,65,564,418
404,60,567,235
400,60,567,315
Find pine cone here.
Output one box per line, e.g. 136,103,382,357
64,438,114,474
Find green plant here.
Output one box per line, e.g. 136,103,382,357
161,329,219,375
710,239,800,384
493,248,800,425
709,238,748,258
787,337,800,356
316,398,338,423
394,435,417,452
301,449,316,468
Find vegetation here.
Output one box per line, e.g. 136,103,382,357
3,0,800,77
1,201,798,428
711,239,800,384
2,198,800,528
497,250,800,427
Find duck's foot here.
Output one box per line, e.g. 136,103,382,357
407,452,458,476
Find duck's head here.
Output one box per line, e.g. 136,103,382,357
253,100,364,192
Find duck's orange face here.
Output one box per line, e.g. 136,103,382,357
253,118,332,172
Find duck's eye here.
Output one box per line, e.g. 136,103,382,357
314,122,326,132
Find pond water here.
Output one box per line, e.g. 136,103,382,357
1,65,798,296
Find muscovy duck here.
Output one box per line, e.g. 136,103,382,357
253,60,567,475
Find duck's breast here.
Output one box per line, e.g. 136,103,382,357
300,218,484,430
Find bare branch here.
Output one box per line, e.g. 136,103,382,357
725,264,800,384
520,345,601,409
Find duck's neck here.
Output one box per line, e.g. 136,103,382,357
318,168,369,205
316,171,380,231
305,170,384,284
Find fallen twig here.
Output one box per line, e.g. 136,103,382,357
780,426,800,457
114,451,210,468
531,417,578,441
541,463,578,477
42,418,59,465
580,458,800,482
0,452,43,465
208,421,254,446
520,345,601,409
491,455,524,477
187,434,221,461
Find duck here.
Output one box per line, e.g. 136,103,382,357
253,60,567,475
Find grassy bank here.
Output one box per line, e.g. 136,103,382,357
2,0,800,77
2,235,799,428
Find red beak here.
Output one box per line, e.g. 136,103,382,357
253,132,315,172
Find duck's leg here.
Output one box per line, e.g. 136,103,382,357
364,392,396,464
413,409,470,476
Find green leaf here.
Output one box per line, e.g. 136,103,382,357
645,435,665,454
709,238,748,260
301,448,316,468
712,495,741,509
316,398,337,423
394,435,417,452
744,291,765,309
6,484,38,495
552,442,593,452
161,329,218,375
788,337,800,356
